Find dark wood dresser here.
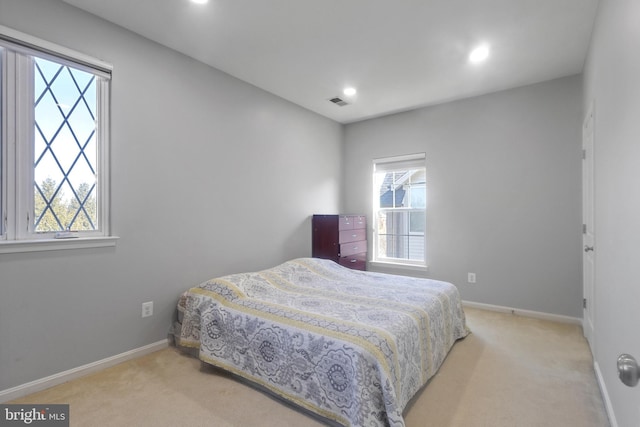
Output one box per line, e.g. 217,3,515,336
312,214,367,270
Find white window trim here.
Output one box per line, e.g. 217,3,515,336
0,25,112,76
372,153,427,269
368,259,429,273
0,236,118,254
0,25,116,253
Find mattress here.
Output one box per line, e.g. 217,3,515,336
175,257,468,427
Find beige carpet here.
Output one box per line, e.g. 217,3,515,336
11,307,609,426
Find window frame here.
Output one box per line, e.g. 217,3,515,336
0,25,116,253
371,153,427,270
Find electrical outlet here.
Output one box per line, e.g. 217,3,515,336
142,301,153,318
467,273,476,284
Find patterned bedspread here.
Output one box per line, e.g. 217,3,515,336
176,258,468,427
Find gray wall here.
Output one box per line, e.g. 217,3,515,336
344,75,583,317
0,0,343,391
583,0,640,425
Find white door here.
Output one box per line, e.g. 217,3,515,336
588,98,640,425
582,105,595,349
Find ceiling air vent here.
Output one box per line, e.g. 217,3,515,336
329,96,349,107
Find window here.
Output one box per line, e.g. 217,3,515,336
0,26,113,251
372,153,426,267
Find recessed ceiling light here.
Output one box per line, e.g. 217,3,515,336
469,45,490,64
191,0,209,4
343,87,357,97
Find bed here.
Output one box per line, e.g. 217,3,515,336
174,257,468,427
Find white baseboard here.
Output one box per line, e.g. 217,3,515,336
462,300,582,325
594,361,618,427
0,339,169,403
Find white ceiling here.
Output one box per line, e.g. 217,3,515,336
62,0,599,124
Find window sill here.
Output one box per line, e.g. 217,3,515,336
368,260,429,274
0,236,119,254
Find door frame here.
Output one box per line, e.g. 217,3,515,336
582,101,595,351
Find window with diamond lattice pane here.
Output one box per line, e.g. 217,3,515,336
33,57,97,232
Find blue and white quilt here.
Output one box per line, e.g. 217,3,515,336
177,258,468,427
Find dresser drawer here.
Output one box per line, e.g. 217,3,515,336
339,228,366,244
339,215,366,230
338,253,366,270
352,216,366,229
339,240,366,257
338,215,355,230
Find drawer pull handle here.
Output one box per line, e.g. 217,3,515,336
350,259,357,263
352,234,357,237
